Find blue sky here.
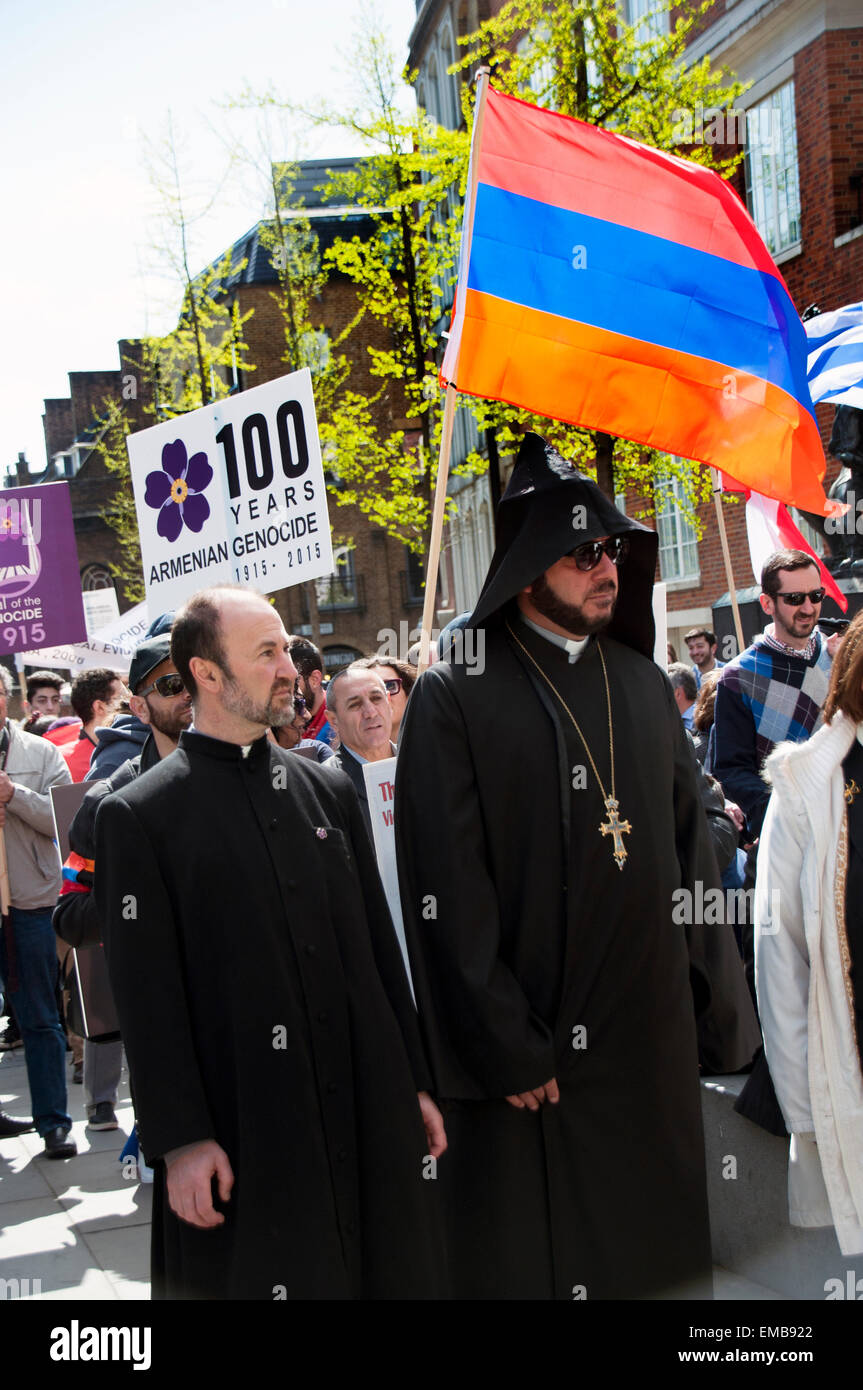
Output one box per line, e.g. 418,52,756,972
2,0,415,475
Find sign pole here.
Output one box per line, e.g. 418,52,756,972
711,468,745,655
417,66,492,674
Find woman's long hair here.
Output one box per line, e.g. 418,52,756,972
824,610,863,724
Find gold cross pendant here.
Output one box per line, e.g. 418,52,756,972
845,778,860,806
599,796,631,870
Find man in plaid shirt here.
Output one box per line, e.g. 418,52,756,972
713,548,838,843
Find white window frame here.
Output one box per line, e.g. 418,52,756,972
655,471,700,586
744,80,802,259
623,0,668,43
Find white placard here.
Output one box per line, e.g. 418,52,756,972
127,369,333,613
652,581,668,667
20,601,150,673
82,587,120,637
362,756,413,994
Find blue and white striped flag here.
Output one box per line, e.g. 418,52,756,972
804,301,863,409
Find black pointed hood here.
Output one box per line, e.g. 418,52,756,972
469,433,658,660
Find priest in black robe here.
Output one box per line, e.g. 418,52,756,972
95,586,446,1300
395,434,759,1300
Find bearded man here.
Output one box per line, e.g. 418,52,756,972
95,585,445,1299
395,434,758,1300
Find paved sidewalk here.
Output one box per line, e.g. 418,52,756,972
0,1043,150,1299
1,1042,784,1304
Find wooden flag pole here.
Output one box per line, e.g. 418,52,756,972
711,467,745,656
417,66,492,675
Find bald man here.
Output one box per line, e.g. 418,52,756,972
95,586,445,1301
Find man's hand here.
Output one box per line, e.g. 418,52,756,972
825,632,843,659
0,773,15,806
0,805,6,828
724,800,745,833
418,1091,447,1158
505,1078,560,1111
165,1140,234,1229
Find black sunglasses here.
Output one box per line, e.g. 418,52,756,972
568,536,630,571
774,588,825,607
139,672,187,698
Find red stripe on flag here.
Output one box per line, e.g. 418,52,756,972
478,88,780,276
745,491,847,610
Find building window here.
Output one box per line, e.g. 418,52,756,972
80,563,115,591
424,54,440,122
451,399,481,465
791,509,824,557
623,0,668,41
516,27,557,107
437,26,459,129
315,545,363,611
655,473,699,583
744,81,801,257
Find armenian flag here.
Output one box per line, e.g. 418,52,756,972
442,87,835,516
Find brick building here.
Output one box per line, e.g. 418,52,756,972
408,0,863,649
36,161,435,670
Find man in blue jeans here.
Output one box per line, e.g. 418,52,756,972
0,667,75,1157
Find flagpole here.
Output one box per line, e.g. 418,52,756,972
417,66,492,675
711,468,745,656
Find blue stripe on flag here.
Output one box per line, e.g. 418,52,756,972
468,183,812,410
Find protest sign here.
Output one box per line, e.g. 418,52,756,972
0,482,86,653
362,757,413,992
82,587,120,636
127,368,333,613
20,601,149,674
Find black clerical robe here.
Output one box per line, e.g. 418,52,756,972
95,730,443,1300
395,617,758,1300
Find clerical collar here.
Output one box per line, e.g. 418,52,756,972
518,612,589,664
179,728,270,764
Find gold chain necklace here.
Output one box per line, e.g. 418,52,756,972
506,622,631,870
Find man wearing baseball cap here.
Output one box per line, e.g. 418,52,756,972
54,634,193,1133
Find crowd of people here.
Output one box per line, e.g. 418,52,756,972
1,430,862,1297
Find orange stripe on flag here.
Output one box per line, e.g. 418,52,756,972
451,289,833,516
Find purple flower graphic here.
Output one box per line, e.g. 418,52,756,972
144,440,213,542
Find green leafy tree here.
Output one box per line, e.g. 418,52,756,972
245,28,485,563
453,0,749,522
100,119,254,592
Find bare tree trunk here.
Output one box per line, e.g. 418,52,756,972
594,432,615,499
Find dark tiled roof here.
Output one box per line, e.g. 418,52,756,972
198,156,379,293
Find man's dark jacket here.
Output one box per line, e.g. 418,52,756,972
323,743,396,838
53,735,160,949
95,730,443,1300
395,433,759,1301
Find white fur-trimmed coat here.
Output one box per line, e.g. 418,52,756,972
755,711,863,1255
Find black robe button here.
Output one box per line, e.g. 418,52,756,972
337,1147,348,1162
317,1011,328,1023
269,818,278,829
327,1081,338,1094
305,944,316,956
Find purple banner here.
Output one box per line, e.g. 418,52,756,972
0,482,87,653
